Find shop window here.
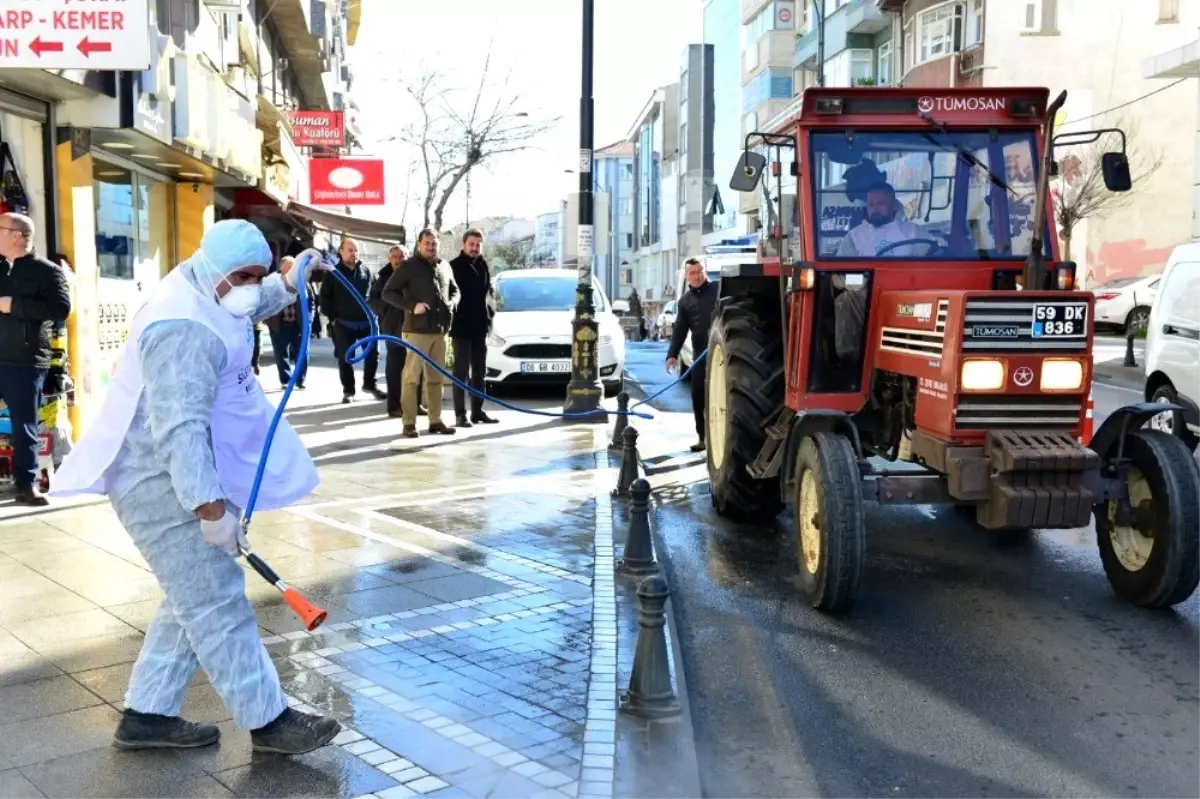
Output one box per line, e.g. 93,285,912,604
94,165,135,280
94,162,175,282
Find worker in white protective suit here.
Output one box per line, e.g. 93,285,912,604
51,220,341,754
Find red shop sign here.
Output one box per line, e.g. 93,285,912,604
309,158,385,205
290,110,345,147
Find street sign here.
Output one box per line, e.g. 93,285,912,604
290,110,344,147
309,158,385,205
0,0,152,70
577,224,593,260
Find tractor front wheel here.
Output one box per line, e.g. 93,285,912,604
1095,429,1200,608
706,298,785,521
794,432,865,612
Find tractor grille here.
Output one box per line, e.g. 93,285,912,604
879,300,949,357
504,343,572,359
955,395,1082,431
962,299,1089,353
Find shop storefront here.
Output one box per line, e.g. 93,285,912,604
0,89,52,256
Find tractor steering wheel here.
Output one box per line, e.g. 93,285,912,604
874,238,945,258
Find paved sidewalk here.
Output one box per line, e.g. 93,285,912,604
0,351,663,799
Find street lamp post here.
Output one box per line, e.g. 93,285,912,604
564,0,605,420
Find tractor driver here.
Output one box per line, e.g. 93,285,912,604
836,182,922,258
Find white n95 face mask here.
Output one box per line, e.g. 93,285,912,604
219,284,262,317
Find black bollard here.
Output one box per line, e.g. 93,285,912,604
609,391,630,450
620,575,679,718
618,478,657,575
1123,328,1138,368
612,424,639,498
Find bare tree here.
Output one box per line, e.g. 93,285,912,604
397,51,558,232
1052,120,1164,265
489,239,535,271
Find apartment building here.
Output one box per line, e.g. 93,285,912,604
795,0,898,87
628,83,680,317
678,44,717,261
702,0,744,246
1146,33,1200,240
593,141,636,299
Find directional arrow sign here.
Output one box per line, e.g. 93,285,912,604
0,0,150,70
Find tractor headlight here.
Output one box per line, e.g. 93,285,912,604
1041,358,1084,391
960,359,1005,391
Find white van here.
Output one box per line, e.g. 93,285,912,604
1144,243,1200,450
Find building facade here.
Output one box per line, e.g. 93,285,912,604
593,141,636,299
872,0,1198,284
534,211,561,265
628,84,680,317
0,0,395,448
1146,33,1200,241
796,0,897,88
678,44,717,262
702,0,745,246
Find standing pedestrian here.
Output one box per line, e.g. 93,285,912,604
51,221,341,753
0,213,71,505
319,237,386,404
666,257,717,453
448,229,498,427
264,255,311,390
383,228,458,439
368,245,425,418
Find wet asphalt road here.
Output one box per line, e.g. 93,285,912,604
622,342,1200,799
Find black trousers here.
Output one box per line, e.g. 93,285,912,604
332,322,378,395
269,322,306,386
0,366,47,490
452,335,488,417
690,359,707,440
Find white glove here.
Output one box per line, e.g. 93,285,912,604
283,249,336,290
200,510,249,556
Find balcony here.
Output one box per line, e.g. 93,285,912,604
259,0,334,109
795,0,890,68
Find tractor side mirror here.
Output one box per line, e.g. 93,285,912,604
1101,152,1132,192
730,150,767,193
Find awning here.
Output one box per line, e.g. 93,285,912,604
285,201,407,247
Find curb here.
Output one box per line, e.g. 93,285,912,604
602,439,704,799
1093,360,1145,393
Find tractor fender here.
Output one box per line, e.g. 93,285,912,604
779,410,865,504
1089,401,1183,460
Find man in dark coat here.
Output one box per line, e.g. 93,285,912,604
666,258,718,452
448,229,498,427
0,213,71,504
319,237,387,404
368,244,425,418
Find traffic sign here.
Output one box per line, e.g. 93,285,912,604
0,0,151,70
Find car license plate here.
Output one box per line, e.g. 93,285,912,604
1032,302,1088,338
520,361,570,374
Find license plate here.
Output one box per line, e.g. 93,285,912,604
520,361,570,374
1032,302,1088,338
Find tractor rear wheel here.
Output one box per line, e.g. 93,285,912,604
1095,429,1199,608
706,297,785,521
794,433,865,612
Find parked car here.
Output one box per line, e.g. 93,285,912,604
1093,274,1160,334
485,269,625,396
1144,244,1200,450
657,300,677,339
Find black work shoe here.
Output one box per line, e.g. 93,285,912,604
251,708,341,755
366,386,387,400
456,416,473,428
471,412,499,424
112,709,220,750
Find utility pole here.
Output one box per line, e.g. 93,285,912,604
816,0,826,87
564,0,605,420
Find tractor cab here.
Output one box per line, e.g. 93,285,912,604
704,86,1197,615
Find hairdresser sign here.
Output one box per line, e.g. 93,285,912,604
309,158,385,206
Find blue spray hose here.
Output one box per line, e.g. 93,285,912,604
243,252,707,525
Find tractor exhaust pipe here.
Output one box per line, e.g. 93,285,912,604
1025,90,1068,292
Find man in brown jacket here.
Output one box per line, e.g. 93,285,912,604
382,228,458,438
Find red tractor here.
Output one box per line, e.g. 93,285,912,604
706,86,1199,612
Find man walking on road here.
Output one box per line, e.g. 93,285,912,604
264,255,312,390
666,257,717,452
369,244,425,418
320,237,387,404
383,228,458,439
449,229,498,428
0,212,71,505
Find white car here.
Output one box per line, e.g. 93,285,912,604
485,269,626,396
1093,273,1160,334
1144,245,1200,450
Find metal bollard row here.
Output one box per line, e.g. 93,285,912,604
620,574,680,718
618,478,657,575
612,424,640,498
609,391,630,450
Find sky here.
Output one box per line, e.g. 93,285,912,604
345,0,702,232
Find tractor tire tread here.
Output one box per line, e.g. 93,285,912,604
797,432,865,612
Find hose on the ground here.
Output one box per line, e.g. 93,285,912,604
244,251,706,524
